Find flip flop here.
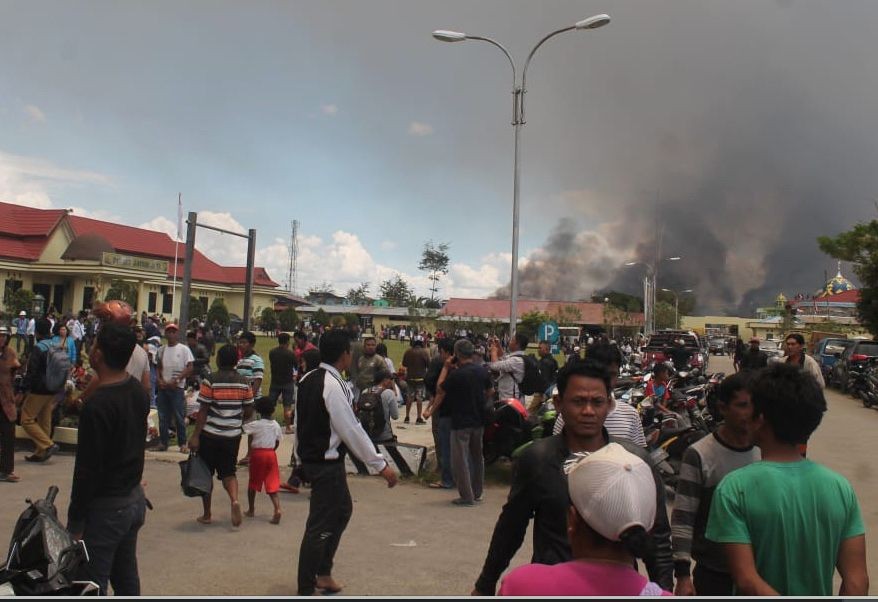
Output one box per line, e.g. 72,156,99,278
196,516,212,525
270,513,282,525
0,473,20,483
428,481,452,489
231,502,243,526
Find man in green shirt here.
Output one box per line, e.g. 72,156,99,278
705,363,868,596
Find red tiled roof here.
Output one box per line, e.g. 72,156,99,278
796,289,860,304
0,202,278,287
0,201,68,260
441,298,644,326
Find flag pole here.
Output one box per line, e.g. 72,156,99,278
171,193,182,320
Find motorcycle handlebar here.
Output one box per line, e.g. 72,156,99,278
45,485,59,505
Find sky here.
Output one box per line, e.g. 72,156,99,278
2,1,878,312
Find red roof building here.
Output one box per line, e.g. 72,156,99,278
0,201,279,320
441,298,644,328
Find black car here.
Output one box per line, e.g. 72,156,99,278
831,340,878,392
708,338,726,355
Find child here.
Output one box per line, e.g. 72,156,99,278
243,396,283,524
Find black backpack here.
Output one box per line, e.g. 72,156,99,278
518,354,548,396
356,388,387,441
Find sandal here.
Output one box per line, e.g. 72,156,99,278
231,502,243,526
428,481,452,489
196,516,212,525
0,473,20,483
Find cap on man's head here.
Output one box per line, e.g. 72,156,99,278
19,310,26,316
749,337,760,344
454,338,475,358
164,323,179,332
566,442,656,542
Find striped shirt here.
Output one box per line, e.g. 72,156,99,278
552,395,646,447
236,352,265,395
198,370,254,437
671,432,760,576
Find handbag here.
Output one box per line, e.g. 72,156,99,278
179,453,213,497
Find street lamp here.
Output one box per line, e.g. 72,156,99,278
625,256,682,335
661,288,693,328
433,14,611,337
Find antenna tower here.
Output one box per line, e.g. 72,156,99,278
287,220,299,294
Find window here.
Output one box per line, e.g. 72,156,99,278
82,287,95,311
148,292,157,313
3,279,22,306
198,297,209,315
162,292,173,315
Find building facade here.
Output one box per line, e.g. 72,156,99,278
0,202,280,320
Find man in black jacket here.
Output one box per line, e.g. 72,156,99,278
472,359,674,595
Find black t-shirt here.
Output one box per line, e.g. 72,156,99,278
68,376,149,530
538,354,559,384
442,363,492,430
269,346,297,386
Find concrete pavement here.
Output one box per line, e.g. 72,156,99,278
2,356,876,595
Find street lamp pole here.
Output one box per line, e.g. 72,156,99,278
626,256,682,335
661,287,693,328
433,14,610,337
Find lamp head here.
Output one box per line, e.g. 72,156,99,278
624,261,638,267
661,288,671,293
667,256,682,261
575,14,611,30
432,30,467,42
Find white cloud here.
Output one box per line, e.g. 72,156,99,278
408,121,434,136
380,240,397,251
0,150,112,209
321,104,339,116
24,104,46,123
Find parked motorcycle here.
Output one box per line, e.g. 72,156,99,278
0,486,99,596
849,360,878,408
483,398,557,465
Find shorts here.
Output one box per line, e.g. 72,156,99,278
248,448,280,494
199,432,241,480
268,383,296,408
408,380,426,402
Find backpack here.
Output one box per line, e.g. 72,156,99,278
356,387,387,441
36,340,71,394
518,354,548,396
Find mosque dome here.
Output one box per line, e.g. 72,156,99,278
819,262,856,297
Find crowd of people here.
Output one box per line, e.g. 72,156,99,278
0,304,871,596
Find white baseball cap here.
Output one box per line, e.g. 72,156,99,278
566,443,656,542
19,311,26,316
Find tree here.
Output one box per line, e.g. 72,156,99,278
105,279,138,306
819,221,878,335
5,288,35,318
341,312,360,329
419,241,450,302
380,274,415,307
593,291,643,313
278,307,299,331
308,281,336,296
654,301,677,330
346,282,371,305
188,296,206,322
518,310,552,341
206,298,230,327
554,305,582,327
260,307,279,332
312,308,330,327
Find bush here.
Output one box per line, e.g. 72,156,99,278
261,307,279,331
278,307,299,331
206,298,230,327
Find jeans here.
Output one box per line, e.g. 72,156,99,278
297,462,353,595
80,489,147,596
693,564,734,596
450,426,484,503
0,410,14,474
438,417,455,488
156,387,186,448
148,365,157,408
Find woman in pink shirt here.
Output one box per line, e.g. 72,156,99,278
499,443,673,597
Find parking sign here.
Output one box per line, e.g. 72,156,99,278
538,320,560,354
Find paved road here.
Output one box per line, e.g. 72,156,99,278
2,355,874,595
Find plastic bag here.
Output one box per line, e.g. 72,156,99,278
179,453,213,497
